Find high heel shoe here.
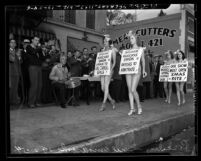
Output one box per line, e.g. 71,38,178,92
165,99,168,103
177,102,181,106
99,103,106,112
128,109,136,116
111,99,116,109
137,107,142,115
182,100,186,105
168,99,171,104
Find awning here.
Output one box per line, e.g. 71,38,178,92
67,37,101,52
9,26,56,40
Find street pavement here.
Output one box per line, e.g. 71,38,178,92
10,93,195,153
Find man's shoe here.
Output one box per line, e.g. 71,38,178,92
28,104,35,108
35,103,42,107
73,103,80,106
60,104,67,108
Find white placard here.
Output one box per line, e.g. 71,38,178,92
168,62,188,82
119,48,143,74
159,65,170,82
94,50,112,76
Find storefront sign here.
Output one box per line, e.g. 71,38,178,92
168,62,188,82
159,65,170,82
94,50,112,76
107,14,181,56
119,48,143,74
112,27,177,50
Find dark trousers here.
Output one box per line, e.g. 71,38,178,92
53,82,66,105
137,85,144,101
28,66,42,105
81,80,90,104
10,75,20,104
120,75,128,101
94,82,102,99
21,68,30,104
143,82,151,99
111,79,122,102
153,77,164,98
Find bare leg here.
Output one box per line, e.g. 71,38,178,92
102,75,111,103
168,82,173,104
175,82,181,106
180,82,185,104
132,73,142,114
126,74,135,115
164,82,168,102
99,76,106,111
100,76,105,93
104,75,115,108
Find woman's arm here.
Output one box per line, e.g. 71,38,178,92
141,49,147,78
141,50,145,73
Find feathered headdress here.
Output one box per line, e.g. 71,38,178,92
127,30,138,38
104,34,111,41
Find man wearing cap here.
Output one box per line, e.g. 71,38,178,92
21,39,30,104
26,35,44,108
9,39,21,105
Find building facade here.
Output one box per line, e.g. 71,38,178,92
37,10,107,52
8,9,107,53
106,5,195,91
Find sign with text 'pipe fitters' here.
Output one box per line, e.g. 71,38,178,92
94,50,112,76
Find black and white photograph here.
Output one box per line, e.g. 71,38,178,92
5,3,197,156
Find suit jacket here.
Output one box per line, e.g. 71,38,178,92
154,61,163,80
81,57,94,75
142,55,151,82
69,56,82,77
112,52,122,80
9,48,22,76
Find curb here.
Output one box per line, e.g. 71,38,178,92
49,112,195,153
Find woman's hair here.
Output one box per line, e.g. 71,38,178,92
108,39,113,46
103,34,113,47
127,30,141,47
165,50,174,59
60,52,67,59
176,50,186,61
119,46,125,51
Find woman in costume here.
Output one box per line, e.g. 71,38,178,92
126,31,147,116
99,34,117,111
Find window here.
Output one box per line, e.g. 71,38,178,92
64,10,76,24
86,10,95,29
188,17,194,34
47,10,53,18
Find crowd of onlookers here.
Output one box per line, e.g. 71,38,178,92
9,34,191,108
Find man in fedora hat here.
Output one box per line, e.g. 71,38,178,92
21,39,31,105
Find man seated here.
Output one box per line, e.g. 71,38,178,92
49,54,70,108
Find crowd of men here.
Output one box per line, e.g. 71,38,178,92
9,35,183,108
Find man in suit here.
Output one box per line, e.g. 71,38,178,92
21,39,30,105
9,39,21,105
81,48,94,104
142,51,152,99
149,53,155,99
68,50,82,106
26,35,45,108
153,55,164,98
110,50,122,103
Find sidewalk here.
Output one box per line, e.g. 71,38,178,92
10,93,195,153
